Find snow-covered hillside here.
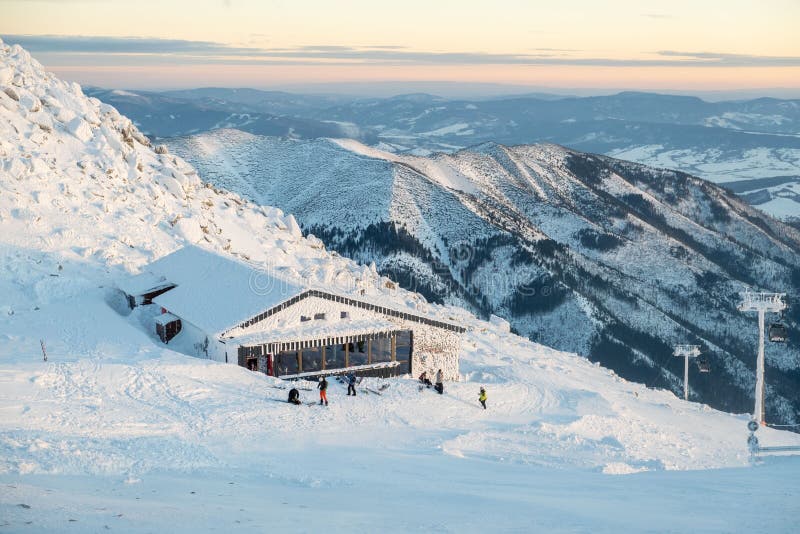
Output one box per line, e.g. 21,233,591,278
2,38,799,531
81,85,800,220
168,130,800,424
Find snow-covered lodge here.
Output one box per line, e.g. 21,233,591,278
119,246,464,380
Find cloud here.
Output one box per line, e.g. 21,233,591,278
0,34,263,55
657,50,800,67
3,35,800,68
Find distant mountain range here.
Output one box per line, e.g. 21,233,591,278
86,87,800,220
167,130,800,424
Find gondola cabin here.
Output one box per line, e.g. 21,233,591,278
769,323,788,343
119,246,464,380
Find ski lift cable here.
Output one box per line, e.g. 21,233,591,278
644,345,685,386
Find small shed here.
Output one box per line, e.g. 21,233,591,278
119,246,464,380
154,313,181,343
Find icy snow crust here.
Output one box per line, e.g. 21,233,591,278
1,39,800,530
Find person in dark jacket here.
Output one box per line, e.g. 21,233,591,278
347,373,357,396
318,376,329,405
419,371,432,388
435,369,444,395
287,387,301,405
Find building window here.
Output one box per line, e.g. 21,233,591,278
371,336,392,364
394,330,412,375
275,350,300,376
326,344,347,369
348,340,367,366
302,347,323,373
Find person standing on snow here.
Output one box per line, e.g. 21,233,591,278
318,376,329,406
346,373,357,396
435,369,444,395
479,387,487,409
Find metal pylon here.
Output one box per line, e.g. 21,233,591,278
738,290,786,425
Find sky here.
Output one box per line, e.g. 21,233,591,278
1,0,800,95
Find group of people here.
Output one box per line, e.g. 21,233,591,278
287,373,358,406
418,369,444,394
286,370,488,410
419,370,488,409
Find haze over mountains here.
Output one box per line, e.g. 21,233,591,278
87,87,800,221
167,130,800,424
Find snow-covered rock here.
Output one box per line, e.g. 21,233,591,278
66,116,93,143
285,213,302,238
0,65,14,86
489,314,511,333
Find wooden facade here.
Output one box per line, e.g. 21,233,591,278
156,316,182,344
238,329,413,379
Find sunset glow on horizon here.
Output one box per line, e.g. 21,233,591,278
2,0,799,93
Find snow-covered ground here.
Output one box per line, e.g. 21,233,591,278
3,456,799,533
1,38,800,532
606,145,800,184
606,145,800,219
2,290,800,532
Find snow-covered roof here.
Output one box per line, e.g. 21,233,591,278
117,271,174,297
225,287,465,334
226,318,398,347
139,246,304,336
129,245,464,338
154,313,179,326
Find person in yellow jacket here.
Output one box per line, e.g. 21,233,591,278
479,387,487,409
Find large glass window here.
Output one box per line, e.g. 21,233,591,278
275,351,299,376
371,336,392,363
326,344,347,370
301,347,323,373
348,340,367,366
394,331,412,375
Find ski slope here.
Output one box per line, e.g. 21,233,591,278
1,37,799,532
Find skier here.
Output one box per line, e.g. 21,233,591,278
435,369,444,395
318,376,329,406
287,387,301,405
478,387,487,409
347,373,357,396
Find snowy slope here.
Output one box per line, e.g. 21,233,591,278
168,130,800,425
2,38,800,531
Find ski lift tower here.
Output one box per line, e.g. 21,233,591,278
738,290,786,425
674,345,700,401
